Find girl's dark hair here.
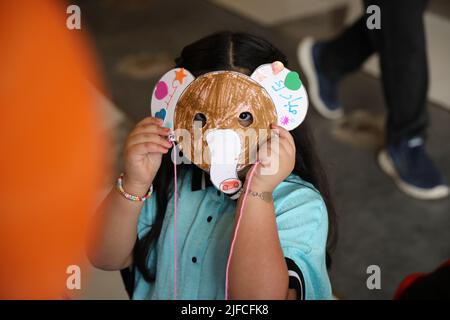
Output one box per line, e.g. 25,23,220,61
134,31,337,282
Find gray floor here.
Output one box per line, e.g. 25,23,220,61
76,0,450,299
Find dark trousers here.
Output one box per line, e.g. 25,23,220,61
320,0,429,144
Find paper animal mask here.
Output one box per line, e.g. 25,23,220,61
151,61,308,195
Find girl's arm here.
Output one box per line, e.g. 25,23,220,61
229,124,297,300
87,117,171,270
88,181,148,270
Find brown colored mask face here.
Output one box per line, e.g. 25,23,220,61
174,71,277,172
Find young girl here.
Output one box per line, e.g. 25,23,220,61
88,31,337,300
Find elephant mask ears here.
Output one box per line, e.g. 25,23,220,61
250,61,308,131
150,68,195,130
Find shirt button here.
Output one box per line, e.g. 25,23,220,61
192,257,197,263
207,216,213,223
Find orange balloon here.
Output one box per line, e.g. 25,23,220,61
0,1,107,298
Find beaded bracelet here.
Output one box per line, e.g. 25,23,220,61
116,173,153,202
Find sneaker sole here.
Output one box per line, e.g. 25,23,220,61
297,38,343,120
378,150,449,200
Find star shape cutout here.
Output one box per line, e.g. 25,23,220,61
174,68,187,84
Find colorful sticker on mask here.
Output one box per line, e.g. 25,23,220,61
250,62,308,131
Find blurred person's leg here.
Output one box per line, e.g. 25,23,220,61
319,17,373,84
319,0,429,141
299,0,448,199
368,0,429,143
298,16,373,119
373,0,448,199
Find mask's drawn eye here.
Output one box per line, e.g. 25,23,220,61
193,112,207,128
238,112,253,127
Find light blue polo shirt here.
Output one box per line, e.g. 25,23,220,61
132,168,332,300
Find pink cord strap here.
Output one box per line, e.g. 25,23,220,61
171,140,178,300
224,162,260,300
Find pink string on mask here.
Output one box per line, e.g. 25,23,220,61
171,139,178,300
225,161,260,300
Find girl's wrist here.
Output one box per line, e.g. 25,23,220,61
246,175,276,193
243,189,273,203
122,175,152,197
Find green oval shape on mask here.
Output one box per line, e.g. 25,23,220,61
284,71,302,91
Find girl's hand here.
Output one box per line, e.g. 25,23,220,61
247,124,296,193
122,117,172,195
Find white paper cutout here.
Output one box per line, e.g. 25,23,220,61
251,62,308,131
205,129,242,194
150,68,195,130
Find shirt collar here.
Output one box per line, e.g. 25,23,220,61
191,165,213,191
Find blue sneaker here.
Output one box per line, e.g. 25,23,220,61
378,137,449,199
298,37,343,119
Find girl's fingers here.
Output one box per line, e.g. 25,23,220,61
258,136,278,166
127,133,172,149
258,128,293,165
271,124,295,151
256,147,271,166
279,139,294,157
135,116,164,128
274,130,294,154
129,124,170,138
128,142,169,156
271,124,293,143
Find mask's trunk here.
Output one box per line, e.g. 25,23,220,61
205,129,242,194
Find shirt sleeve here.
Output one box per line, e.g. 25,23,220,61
273,178,332,300
133,193,158,286
137,193,158,239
